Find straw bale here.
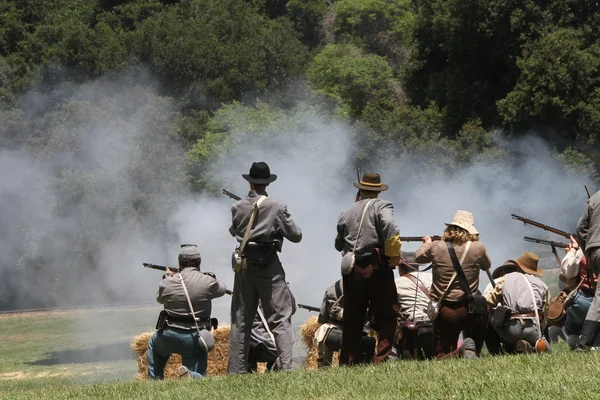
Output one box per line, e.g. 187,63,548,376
131,325,266,379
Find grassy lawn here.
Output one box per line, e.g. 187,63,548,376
2,308,600,399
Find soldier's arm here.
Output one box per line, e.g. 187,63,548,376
485,276,505,306
156,279,167,304
414,242,433,263
561,249,581,279
228,205,237,237
278,205,302,243
378,202,401,257
334,217,345,252
317,290,330,324
577,199,593,251
478,246,492,271
208,277,227,299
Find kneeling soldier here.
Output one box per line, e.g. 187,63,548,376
485,252,550,353
314,279,376,367
147,245,227,379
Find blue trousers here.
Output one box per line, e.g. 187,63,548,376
564,291,600,347
147,327,207,379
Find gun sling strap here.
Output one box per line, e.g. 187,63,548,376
444,241,473,301
352,199,374,257
179,273,211,350
405,273,432,301
239,195,268,258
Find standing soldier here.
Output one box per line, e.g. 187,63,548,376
227,162,302,374
335,172,401,365
576,190,600,350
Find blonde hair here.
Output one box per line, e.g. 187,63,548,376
442,225,479,245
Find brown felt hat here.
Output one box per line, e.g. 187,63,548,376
505,252,543,277
353,172,388,192
491,263,519,280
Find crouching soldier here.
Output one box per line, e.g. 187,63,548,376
395,264,434,360
485,252,550,353
148,245,227,379
314,279,376,367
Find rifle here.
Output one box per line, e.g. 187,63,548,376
586,185,592,199
298,304,320,312
524,236,569,249
511,214,574,240
222,189,241,201
143,263,179,273
400,236,442,242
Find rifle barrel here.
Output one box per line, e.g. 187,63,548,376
523,236,569,249
586,185,592,199
222,189,242,201
143,263,180,273
400,236,442,242
511,214,573,240
298,304,320,312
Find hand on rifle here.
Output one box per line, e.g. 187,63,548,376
422,236,433,244
165,267,176,277
566,235,579,253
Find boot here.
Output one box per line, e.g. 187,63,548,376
576,320,600,351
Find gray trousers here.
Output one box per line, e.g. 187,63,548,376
583,248,600,321
490,309,539,345
227,257,294,374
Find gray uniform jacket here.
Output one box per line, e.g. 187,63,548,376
157,267,227,330
335,198,400,259
577,191,600,252
500,272,548,313
229,190,302,250
318,280,344,325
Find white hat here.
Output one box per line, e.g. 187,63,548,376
444,210,479,235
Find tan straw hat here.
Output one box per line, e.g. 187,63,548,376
444,210,479,235
505,252,543,277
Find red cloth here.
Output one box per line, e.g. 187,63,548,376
340,262,399,365
579,256,598,293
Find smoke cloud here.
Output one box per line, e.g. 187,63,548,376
0,74,592,329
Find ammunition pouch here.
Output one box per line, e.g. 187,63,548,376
468,294,488,316
397,317,434,360
324,326,343,351
155,310,168,331
243,242,277,265
490,306,512,330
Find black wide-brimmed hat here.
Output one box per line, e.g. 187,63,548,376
353,172,388,191
243,161,277,184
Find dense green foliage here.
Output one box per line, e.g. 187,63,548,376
1,0,599,309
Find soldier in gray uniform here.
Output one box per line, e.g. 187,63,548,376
147,245,227,379
227,162,302,374
247,295,296,373
576,190,600,350
314,279,376,367
485,252,550,353
335,172,401,365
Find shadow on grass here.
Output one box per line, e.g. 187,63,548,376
26,342,134,366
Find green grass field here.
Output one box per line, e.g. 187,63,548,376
1,308,600,400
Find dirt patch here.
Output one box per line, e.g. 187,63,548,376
0,368,71,380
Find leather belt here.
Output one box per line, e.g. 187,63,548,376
167,314,210,323
511,312,536,319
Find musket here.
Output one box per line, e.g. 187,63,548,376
143,263,180,273
586,185,592,199
400,236,442,242
222,189,241,201
298,304,320,312
524,236,569,249
511,214,573,240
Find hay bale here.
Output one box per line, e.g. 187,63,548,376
131,325,232,379
298,316,341,369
